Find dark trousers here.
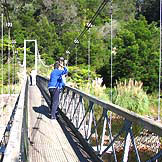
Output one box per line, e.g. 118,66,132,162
49,88,60,118
30,75,32,85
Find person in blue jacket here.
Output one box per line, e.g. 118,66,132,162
48,61,68,119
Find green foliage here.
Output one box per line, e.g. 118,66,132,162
98,16,160,93
67,65,100,88
80,77,109,102
1,0,160,98
0,63,19,86
112,79,150,115
136,0,160,24
112,0,136,22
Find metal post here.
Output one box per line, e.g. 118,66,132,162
123,132,131,162
87,102,93,140
158,0,161,121
35,40,37,74
129,129,141,162
100,116,107,154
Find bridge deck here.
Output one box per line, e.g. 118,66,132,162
28,86,91,162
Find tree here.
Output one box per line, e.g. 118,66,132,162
98,17,160,93
136,0,160,24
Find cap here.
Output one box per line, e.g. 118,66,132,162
59,57,64,61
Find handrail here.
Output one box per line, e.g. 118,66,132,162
66,86,162,137
2,76,28,162
37,75,162,136
36,75,162,162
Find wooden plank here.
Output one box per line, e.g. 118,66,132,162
28,86,81,162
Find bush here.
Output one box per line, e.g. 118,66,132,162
80,77,109,101
112,79,150,115
67,65,100,88
98,17,160,93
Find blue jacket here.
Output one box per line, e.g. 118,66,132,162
48,67,68,89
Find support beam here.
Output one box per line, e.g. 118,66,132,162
24,40,38,76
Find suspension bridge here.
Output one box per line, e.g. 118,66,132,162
0,65,162,162
0,40,162,161
0,0,162,162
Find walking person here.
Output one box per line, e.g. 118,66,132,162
48,61,68,119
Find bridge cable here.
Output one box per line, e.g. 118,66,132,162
2,0,18,94
7,22,11,94
1,13,4,97
158,0,161,121
66,0,110,56
109,3,118,162
109,1,113,131
0,0,9,23
88,28,91,93
11,40,16,93
110,2,113,104
1,0,12,94
75,43,78,66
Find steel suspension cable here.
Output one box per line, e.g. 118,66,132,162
4,0,10,22
1,13,4,96
1,0,10,24
66,0,110,54
158,0,161,121
75,44,78,66
14,51,18,88
77,0,109,41
158,0,162,120
109,0,113,130
11,41,16,94
110,3,113,103
1,0,13,95
88,28,91,93
1,13,4,109
7,24,11,95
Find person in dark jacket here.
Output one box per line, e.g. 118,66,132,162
48,61,68,119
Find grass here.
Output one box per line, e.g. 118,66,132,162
112,79,150,115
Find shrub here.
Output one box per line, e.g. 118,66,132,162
98,17,160,93
112,79,150,115
67,65,100,88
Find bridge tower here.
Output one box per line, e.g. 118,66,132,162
23,40,38,75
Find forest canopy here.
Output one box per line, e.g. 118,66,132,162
0,0,160,93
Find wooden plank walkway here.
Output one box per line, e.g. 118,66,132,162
28,86,91,162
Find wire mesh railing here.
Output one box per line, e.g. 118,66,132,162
1,76,29,162
36,75,162,162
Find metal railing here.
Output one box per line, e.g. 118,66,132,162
36,75,162,162
2,76,29,162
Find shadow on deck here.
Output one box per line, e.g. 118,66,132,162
29,86,94,162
